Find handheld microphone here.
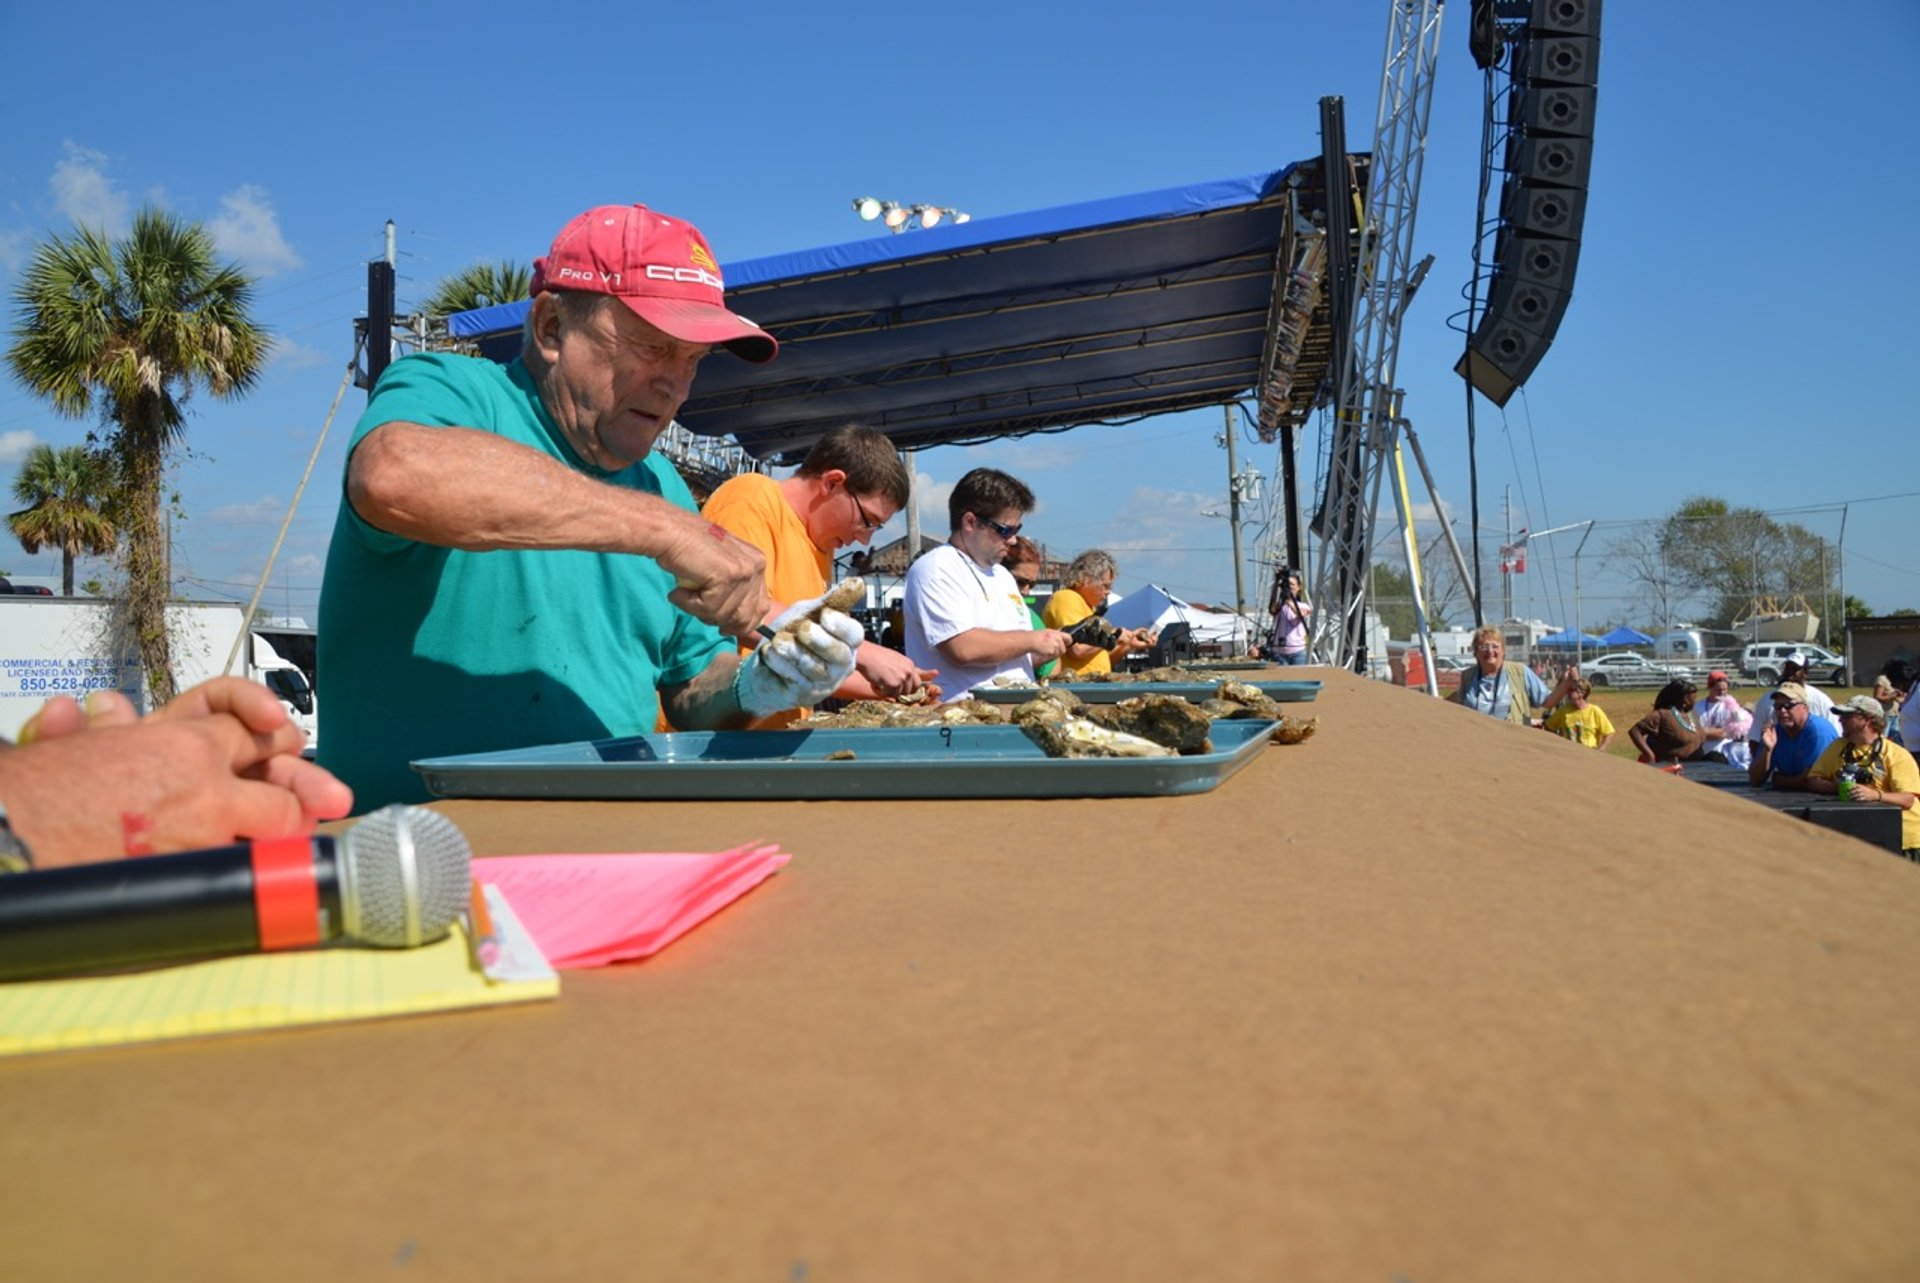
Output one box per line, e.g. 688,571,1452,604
0,805,471,982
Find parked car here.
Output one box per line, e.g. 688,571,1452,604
1739,642,1847,687
1577,652,1690,688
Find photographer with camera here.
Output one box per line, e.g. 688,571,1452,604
1267,568,1312,666
1807,695,1920,859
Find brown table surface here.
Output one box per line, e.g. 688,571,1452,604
5,670,1919,1281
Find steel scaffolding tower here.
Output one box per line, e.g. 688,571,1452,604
1307,0,1449,671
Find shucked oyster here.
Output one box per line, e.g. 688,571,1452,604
1018,715,1175,759
1082,694,1214,754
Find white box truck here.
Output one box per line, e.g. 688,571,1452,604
0,597,317,749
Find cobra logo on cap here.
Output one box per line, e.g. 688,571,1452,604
688,241,720,276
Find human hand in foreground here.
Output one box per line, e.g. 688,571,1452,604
1117,627,1156,654
10,689,139,743
1028,629,1074,660
856,643,940,701
660,513,774,640
1758,721,1778,751
733,593,865,717
0,678,353,869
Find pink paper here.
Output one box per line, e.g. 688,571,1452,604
476,844,790,969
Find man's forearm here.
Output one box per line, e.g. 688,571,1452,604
660,654,752,732
350,423,699,556
937,628,1049,667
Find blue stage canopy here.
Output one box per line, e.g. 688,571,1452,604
1599,626,1655,646
445,159,1347,462
1535,629,1604,648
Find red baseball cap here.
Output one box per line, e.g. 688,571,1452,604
1708,669,1728,683
531,204,777,363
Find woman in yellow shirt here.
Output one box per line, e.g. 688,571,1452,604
1041,550,1155,677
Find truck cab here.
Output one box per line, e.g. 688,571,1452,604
1740,641,1848,687
251,635,319,752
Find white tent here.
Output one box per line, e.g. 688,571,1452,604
1104,584,1261,652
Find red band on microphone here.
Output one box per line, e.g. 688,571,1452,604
250,836,320,951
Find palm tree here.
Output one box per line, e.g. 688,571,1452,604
6,209,266,702
8,443,119,596
423,260,531,318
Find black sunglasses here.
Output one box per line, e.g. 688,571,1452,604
974,513,1021,538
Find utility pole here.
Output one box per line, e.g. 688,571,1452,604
904,451,921,572
1225,403,1247,619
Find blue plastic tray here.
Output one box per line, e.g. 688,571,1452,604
412,720,1277,801
969,679,1321,706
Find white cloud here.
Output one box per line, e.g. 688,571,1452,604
207,495,284,523
208,185,301,277
265,336,328,371
50,141,129,232
914,472,953,531
0,430,44,468
286,554,323,576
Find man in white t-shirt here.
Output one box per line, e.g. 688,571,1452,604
903,468,1072,697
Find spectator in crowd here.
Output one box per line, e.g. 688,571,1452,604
1541,676,1615,750
1628,678,1725,765
1002,536,1059,681
1692,669,1753,767
1807,695,1920,860
1748,682,1840,790
1871,668,1907,747
0,679,351,871
1884,659,1920,748
317,202,860,809
1454,626,1571,724
1779,655,1839,728
1267,570,1312,666
902,468,1071,697
1042,549,1155,678
702,425,937,725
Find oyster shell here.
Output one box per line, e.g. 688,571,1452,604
1082,694,1214,754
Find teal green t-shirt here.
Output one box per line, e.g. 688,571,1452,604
317,353,729,809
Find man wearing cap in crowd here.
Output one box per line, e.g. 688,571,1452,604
318,203,862,808
1747,681,1840,791
1779,653,1839,728
1807,695,1920,860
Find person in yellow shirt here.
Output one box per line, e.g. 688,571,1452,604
702,426,937,725
1041,550,1155,677
1541,677,1615,749
1807,695,1920,858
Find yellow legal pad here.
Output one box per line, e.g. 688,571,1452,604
0,889,558,1058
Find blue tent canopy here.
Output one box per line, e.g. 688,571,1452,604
1535,629,1604,647
446,158,1352,462
1599,626,1655,646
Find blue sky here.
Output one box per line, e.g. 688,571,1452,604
3,0,1915,639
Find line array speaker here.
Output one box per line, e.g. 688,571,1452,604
1458,0,1602,406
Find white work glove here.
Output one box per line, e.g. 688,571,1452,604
733,595,865,718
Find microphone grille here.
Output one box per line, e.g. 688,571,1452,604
340,805,473,947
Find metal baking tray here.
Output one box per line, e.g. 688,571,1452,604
413,720,1277,801
969,678,1321,705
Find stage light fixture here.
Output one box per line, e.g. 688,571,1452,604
854,196,975,234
